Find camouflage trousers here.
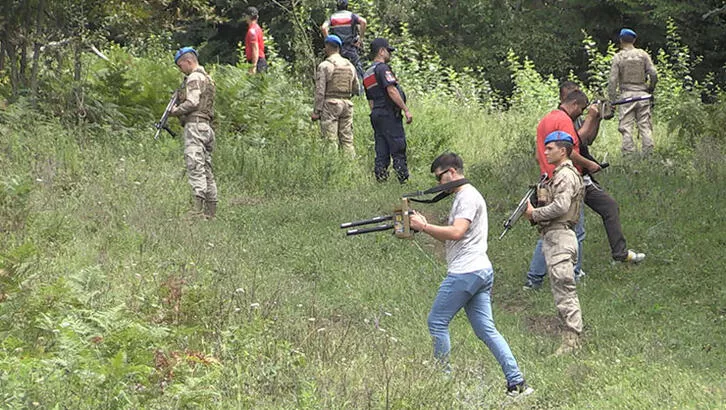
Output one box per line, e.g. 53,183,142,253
183,121,218,203
618,90,654,154
320,99,355,157
542,228,582,334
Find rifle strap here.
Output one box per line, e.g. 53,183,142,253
402,179,470,204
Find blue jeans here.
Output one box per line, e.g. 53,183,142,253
427,269,524,386
526,206,585,286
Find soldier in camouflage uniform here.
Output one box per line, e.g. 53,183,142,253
170,47,218,218
311,35,359,157
525,131,585,355
608,28,658,155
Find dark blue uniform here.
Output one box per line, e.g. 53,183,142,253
363,62,408,183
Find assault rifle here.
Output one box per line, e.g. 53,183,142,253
153,83,182,140
597,94,654,120
499,174,547,240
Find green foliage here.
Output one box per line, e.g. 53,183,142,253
582,31,618,97
506,50,558,115
1,22,725,408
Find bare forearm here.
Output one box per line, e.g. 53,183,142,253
579,115,601,144
572,151,598,170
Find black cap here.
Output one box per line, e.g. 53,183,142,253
370,38,395,54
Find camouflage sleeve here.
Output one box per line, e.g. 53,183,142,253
643,51,657,90
171,72,203,116
607,54,620,101
532,171,575,223
314,61,331,115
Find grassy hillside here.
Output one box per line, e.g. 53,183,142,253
1,73,725,409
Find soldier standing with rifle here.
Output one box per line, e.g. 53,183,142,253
522,83,645,291
524,132,585,355
169,47,218,219
608,28,658,155
311,35,359,157
321,0,367,82
409,153,534,397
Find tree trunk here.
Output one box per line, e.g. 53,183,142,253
30,0,46,103
0,40,5,72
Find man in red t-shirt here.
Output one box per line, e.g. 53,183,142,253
244,7,267,74
535,90,600,177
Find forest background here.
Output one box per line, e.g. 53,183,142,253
1,0,725,408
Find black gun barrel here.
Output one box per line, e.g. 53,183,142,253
346,224,394,236
340,215,393,229
611,94,653,106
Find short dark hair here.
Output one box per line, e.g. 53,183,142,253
553,140,574,157
336,0,349,11
563,89,589,107
620,34,636,43
246,6,259,19
559,81,579,97
431,152,464,173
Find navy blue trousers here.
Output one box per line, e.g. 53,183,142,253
370,110,408,183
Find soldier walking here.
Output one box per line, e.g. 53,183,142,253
525,131,585,355
170,47,218,218
311,35,359,157
608,28,658,155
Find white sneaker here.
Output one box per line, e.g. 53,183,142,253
625,250,646,263
506,381,534,397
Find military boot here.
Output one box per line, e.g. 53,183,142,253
189,196,205,217
204,201,217,219
555,330,581,356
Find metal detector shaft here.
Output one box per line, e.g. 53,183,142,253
346,224,394,236
340,215,393,229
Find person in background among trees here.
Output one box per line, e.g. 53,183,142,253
170,47,218,219
409,153,534,397
608,28,657,156
524,131,585,355
363,38,412,184
244,6,267,74
311,35,359,157
321,0,367,82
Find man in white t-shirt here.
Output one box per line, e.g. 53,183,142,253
409,153,533,397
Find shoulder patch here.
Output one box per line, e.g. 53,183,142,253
384,71,395,83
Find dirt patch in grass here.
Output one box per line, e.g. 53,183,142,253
495,291,533,314
525,314,562,337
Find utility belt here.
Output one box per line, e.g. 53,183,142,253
371,105,401,118
182,114,212,126
325,92,352,99
540,222,574,235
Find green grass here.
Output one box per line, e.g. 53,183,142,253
0,93,724,409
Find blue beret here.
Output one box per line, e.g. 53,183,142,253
619,28,637,38
174,47,197,64
324,35,343,48
544,131,574,146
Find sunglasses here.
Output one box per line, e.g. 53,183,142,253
435,168,450,182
